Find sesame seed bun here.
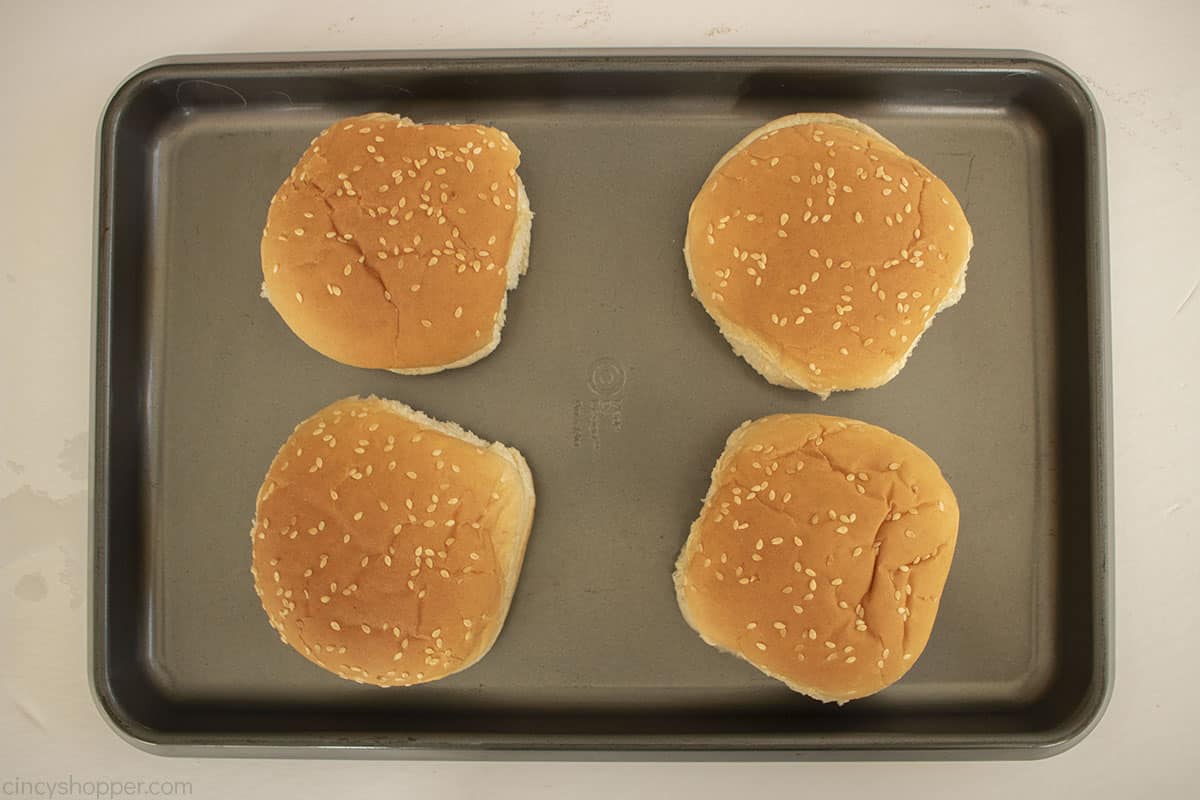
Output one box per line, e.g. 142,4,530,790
261,113,533,372
250,395,536,687
673,414,959,703
685,113,972,398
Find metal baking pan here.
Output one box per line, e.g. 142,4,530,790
91,49,1112,758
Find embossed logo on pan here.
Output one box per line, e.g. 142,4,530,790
573,357,627,449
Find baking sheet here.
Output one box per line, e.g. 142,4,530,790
91,49,1112,758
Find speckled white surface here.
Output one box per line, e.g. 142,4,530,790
0,0,1197,796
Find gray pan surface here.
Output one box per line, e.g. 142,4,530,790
92,49,1112,758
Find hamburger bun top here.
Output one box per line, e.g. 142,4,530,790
685,113,972,398
261,113,532,372
674,413,959,703
250,395,535,687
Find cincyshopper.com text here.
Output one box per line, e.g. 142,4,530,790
2,777,192,799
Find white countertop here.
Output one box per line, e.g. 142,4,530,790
1,0,1197,796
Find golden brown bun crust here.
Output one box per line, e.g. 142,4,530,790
685,114,973,398
261,114,529,371
250,395,535,687
673,414,959,703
